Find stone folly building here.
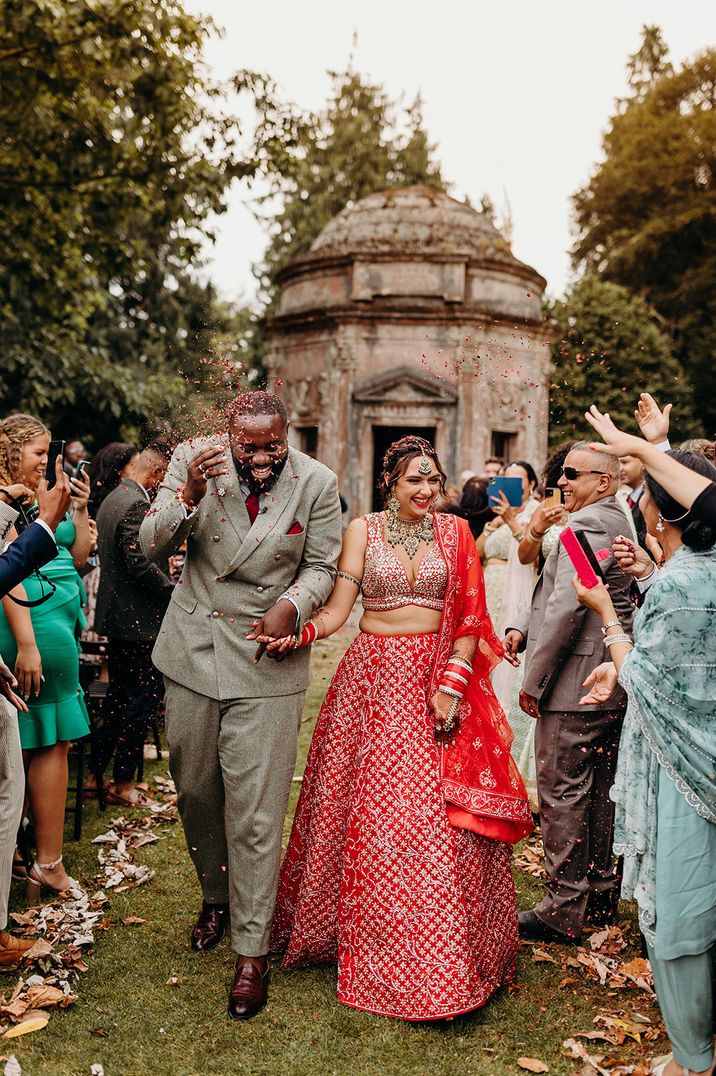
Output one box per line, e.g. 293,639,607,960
265,187,552,514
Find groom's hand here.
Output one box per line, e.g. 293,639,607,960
248,601,298,663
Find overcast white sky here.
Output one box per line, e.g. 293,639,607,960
186,1,714,305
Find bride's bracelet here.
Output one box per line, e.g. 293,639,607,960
439,655,473,697
291,621,319,649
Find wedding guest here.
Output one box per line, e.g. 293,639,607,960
585,395,716,529
517,442,574,568
0,414,90,901
63,439,86,477
505,444,634,942
91,443,173,806
679,438,715,463
452,477,493,539
574,449,716,1076
267,436,532,1021
88,442,138,519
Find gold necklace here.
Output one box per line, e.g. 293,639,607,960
384,496,434,560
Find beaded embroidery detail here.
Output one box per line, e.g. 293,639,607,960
361,513,447,612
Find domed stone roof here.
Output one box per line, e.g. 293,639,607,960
308,186,513,263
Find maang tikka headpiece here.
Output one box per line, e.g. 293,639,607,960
417,455,432,475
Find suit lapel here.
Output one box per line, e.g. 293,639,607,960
217,451,298,578
209,435,252,546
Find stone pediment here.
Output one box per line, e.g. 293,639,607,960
352,365,457,406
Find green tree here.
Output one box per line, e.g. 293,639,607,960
548,276,695,448
572,27,716,435
236,66,445,304
0,0,250,444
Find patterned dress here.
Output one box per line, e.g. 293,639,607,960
271,513,521,1021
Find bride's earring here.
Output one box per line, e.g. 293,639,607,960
386,492,400,516
656,515,666,533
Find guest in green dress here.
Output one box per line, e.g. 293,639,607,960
574,449,716,1076
0,414,91,900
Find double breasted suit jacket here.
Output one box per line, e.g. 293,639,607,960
511,495,635,713
139,439,342,701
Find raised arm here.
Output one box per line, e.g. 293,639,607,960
585,401,712,511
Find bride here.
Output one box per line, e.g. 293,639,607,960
259,436,532,1021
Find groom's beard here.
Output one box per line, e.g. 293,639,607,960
233,453,288,496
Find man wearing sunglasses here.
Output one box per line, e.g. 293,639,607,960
503,443,635,944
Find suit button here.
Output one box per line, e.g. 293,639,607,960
212,535,220,542
274,554,281,561
256,586,264,593
212,611,220,618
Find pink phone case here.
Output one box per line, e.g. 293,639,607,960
560,526,600,589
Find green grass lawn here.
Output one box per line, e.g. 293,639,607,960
2,634,664,1075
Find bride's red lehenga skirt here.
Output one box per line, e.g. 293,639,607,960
271,632,519,1021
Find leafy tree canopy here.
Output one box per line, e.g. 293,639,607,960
572,26,716,435
548,276,695,448
0,0,250,445
235,66,446,306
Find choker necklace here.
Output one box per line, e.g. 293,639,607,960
385,495,434,559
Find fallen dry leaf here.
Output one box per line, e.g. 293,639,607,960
121,917,148,926
531,947,558,965
20,939,52,963
3,1013,49,1038
517,1058,549,1073
26,984,75,1010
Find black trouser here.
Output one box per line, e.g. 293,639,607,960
94,640,163,784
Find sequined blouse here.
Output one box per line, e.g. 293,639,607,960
360,512,447,613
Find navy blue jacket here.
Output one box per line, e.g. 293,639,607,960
0,521,56,598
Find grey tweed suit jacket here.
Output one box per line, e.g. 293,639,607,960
139,438,342,701
509,495,635,713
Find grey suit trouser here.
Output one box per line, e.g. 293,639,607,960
0,699,24,930
535,708,623,936
164,678,303,957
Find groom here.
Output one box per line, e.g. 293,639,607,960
140,392,342,1019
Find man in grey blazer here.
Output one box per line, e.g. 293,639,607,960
504,444,634,943
140,392,342,1019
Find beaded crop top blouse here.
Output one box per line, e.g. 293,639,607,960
360,512,447,613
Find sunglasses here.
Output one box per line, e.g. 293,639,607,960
561,466,609,480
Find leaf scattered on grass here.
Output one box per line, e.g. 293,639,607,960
2,1013,50,1038
514,831,548,880
516,1057,549,1072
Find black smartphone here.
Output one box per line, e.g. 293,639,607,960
45,440,66,489
9,499,39,535
74,459,90,480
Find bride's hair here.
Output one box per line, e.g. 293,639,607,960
380,436,447,504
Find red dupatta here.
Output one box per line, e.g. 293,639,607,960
431,513,533,845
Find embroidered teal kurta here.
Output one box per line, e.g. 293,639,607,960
611,545,716,956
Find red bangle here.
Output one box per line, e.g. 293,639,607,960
294,621,318,649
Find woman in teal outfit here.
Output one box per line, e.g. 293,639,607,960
0,414,91,899
575,449,716,1076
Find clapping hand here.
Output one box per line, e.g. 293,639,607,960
579,662,619,706
635,393,671,444
613,535,653,580
584,406,646,459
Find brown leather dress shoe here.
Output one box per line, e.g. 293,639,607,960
227,956,269,1020
0,930,35,966
190,901,229,952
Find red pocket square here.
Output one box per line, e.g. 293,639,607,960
595,547,611,562
287,521,303,535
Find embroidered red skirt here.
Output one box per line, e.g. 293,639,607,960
271,631,519,1021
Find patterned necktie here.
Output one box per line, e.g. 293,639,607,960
245,492,260,524
627,494,634,509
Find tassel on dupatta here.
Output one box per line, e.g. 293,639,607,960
432,514,533,844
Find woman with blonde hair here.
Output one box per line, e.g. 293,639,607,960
0,414,91,899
